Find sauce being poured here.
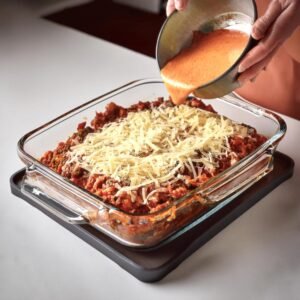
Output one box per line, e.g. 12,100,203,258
161,29,249,104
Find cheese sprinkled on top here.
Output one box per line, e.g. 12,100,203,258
68,105,248,192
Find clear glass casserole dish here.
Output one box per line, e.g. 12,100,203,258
17,79,286,248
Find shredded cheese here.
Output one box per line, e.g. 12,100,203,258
67,105,248,192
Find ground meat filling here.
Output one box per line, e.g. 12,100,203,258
40,98,267,214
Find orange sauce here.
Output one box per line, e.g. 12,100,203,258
161,29,249,104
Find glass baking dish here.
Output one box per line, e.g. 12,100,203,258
17,79,286,248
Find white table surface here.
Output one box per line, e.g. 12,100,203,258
1,3,300,300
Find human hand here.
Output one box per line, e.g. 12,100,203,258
166,0,188,16
238,0,300,84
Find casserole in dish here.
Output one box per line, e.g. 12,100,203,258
17,79,286,248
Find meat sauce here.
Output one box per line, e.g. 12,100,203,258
40,98,266,214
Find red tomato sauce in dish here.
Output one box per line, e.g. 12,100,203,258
161,29,249,104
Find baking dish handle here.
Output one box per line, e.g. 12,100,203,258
21,166,87,225
21,183,87,224
198,151,274,204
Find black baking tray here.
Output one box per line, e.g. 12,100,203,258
10,152,294,282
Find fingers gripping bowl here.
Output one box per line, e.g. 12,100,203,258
17,79,286,248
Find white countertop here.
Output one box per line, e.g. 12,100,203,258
1,2,300,300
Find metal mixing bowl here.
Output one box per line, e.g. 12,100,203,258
156,0,257,99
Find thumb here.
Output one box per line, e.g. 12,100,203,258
174,0,188,11
166,0,175,16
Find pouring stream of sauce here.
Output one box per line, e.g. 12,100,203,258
161,29,249,104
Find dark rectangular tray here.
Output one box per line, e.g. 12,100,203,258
10,152,294,282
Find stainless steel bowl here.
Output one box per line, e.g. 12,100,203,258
156,0,257,99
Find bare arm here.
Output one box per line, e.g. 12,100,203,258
239,0,300,83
